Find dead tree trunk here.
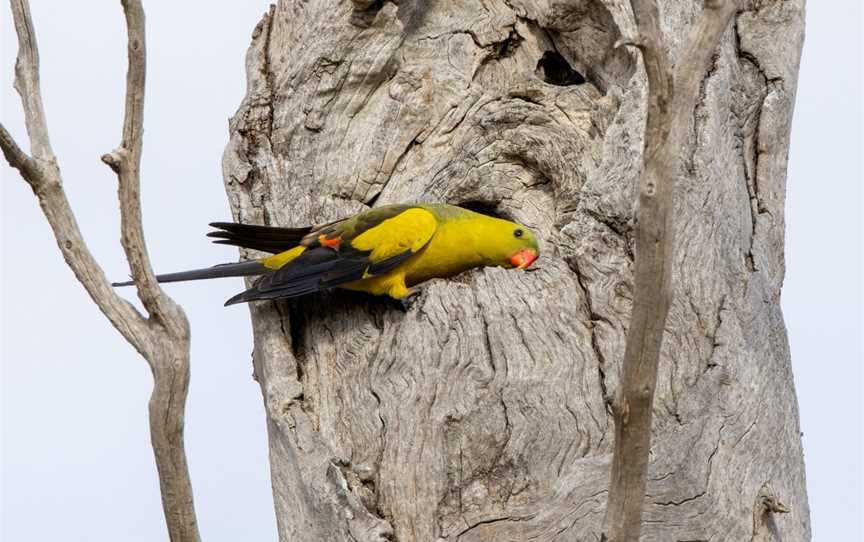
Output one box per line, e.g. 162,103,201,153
221,1,809,540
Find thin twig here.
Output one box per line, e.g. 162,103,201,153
9,0,53,162
102,0,176,323
602,1,738,541
2,1,200,540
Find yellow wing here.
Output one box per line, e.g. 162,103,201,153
225,206,437,304
350,207,438,263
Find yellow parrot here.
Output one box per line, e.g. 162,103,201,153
114,203,539,306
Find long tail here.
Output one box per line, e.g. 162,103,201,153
112,261,268,287
207,222,312,254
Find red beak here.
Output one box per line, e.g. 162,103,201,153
510,249,538,269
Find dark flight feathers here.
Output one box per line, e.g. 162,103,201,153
207,222,312,254
224,246,416,306
114,207,432,304
213,208,426,305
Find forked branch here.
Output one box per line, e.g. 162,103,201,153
1,1,199,540
602,1,738,541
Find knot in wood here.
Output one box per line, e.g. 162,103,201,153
100,148,129,173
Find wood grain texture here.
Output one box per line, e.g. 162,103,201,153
221,1,808,540
602,1,739,540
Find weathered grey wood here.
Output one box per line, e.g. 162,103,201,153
222,1,809,540
1,1,200,540
602,1,738,540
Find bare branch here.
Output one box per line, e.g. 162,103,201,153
5,0,147,347
671,1,740,131
0,121,39,180
629,0,671,120
104,3,199,540
118,0,146,155
9,0,54,162
102,0,178,325
603,1,738,541
3,2,200,540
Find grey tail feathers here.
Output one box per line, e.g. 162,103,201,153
112,261,268,287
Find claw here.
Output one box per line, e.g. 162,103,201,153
399,287,423,312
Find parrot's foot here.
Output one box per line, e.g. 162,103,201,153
398,287,423,312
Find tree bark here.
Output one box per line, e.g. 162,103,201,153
602,1,738,540
221,1,809,540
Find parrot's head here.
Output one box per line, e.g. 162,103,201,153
489,219,539,270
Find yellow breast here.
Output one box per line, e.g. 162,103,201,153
341,218,486,298
341,212,515,299
401,219,485,285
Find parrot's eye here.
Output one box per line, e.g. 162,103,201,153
514,229,524,238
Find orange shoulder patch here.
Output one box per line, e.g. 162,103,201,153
318,234,342,250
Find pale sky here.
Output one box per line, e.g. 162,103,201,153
1,2,861,541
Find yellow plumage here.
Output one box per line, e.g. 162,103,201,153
261,245,306,269
317,205,537,301
120,203,539,306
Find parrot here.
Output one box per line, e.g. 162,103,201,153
113,203,539,306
